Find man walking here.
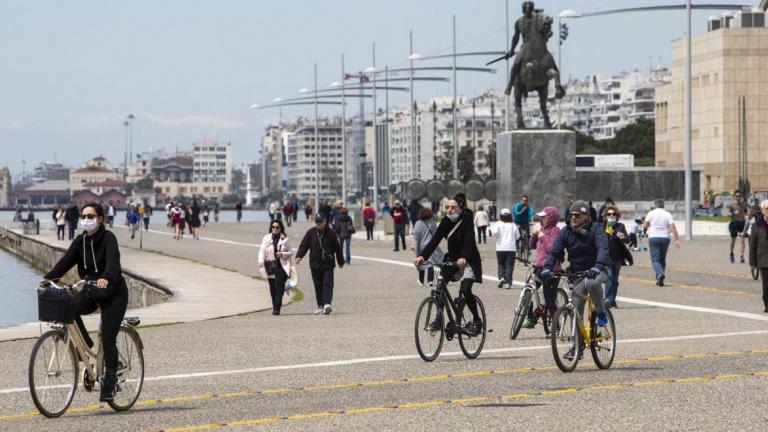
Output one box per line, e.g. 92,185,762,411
65,202,79,240
391,200,408,251
748,200,768,313
295,213,345,315
728,191,748,263
643,199,681,286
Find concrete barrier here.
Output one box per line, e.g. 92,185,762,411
0,227,171,309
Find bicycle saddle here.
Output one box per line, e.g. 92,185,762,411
124,317,141,327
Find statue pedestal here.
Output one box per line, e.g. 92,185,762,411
496,130,576,211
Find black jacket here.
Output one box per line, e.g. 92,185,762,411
65,205,79,224
603,222,631,266
749,213,768,268
420,209,482,283
44,225,127,295
335,214,353,240
545,219,609,272
296,226,344,270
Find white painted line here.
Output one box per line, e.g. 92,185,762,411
615,296,768,322
1,329,765,395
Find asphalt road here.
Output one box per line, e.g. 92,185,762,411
1,220,766,431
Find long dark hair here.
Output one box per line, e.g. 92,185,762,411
269,218,286,235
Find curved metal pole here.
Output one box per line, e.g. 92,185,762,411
410,29,417,180
452,14,458,179
314,63,319,210
342,53,347,205
372,43,379,212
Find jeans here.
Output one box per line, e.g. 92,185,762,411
477,226,487,243
56,225,65,239
143,217,150,231
365,222,374,240
418,266,434,285
648,237,671,280
604,263,622,303
68,221,77,240
496,251,516,283
268,267,287,312
311,268,334,307
573,271,606,320
394,224,406,250
339,237,351,264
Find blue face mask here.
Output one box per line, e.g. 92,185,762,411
446,212,460,222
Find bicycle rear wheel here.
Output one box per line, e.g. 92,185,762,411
551,306,580,372
509,287,532,340
415,296,444,362
29,329,78,418
107,325,145,411
590,308,616,369
458,295,487,359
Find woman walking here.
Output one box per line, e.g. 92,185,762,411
190,200,202,240
412,207,443,287
362,201,376,240
414,193,483,332
335,208,353,265
259,219,293,315
474,205,490,244
42,203,128,402
602,205,631,308
489,208,520,289
55,205,66,240
748,200,768,313
171,203,182,240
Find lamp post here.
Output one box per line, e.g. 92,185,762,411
558,2,747,241
127,113,135,165
123,120,130,179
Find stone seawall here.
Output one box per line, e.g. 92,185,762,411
0,227,172,309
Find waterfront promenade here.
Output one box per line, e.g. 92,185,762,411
0,220,766,431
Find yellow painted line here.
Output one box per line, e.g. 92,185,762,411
753,349,768,354
648,355,680,361
633,380,670,387
541,388,578,395
620,276,759,297
260,388,294,395
407,374,449,383
501,393,535,400
346,406,393,415
287,411,340,420
162,393,214,403
451,396,495,404
399,400,445,409
634,264,753,281
135,399,159,406
715,374,747,380
360,379,402,386
0,412,37,421
67,404,103,413
218,391,253,398
718,351,745,356
674,377,710,383
164,423,222,432
753,371,768,377
682,353,710,359
226,416,281,426
452,370,492,378
581,384,627,392
305,382,359,391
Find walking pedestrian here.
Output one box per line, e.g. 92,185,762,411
748,200,768,313
490,208,520,289
362,201,376,240
643,199,681,286
125,204,140,239
292,200,299,222
65,202,79,240
106,201,116,228
13,207,22,222
335,207,353,265
391,200,408,251
213,202,220,223
165,201,173,227
601,205,632,308
171,202,182,240
190,200,201,240
141,203,152,231
268,201,278,222
295,213,344,315
304,202,313,221
331,201,342,229
596,197,615,224
319,200,333,227
527,206,562,323
728,190,748,263
513,194,534,238
474,205,490,244
412,207,443,287
407,199,423,229
55,205,66,240
235,201,243,223
259,219,293,315
283,201,294,227
201,201,210,227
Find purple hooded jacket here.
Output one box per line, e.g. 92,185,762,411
530,206,562,270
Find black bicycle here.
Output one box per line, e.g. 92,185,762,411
414,262,488,362
515,224,531,261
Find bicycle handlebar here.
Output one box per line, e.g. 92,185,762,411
39,279,87,291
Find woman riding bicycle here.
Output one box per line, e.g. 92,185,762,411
523,206,562,328
414,193,483,332
42,202,128,402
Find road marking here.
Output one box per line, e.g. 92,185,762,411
2,330,766,400
3,347,767,422
621,275,760,298
147,370,768,432
634,263,754,281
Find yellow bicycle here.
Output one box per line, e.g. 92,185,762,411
549,271,616,372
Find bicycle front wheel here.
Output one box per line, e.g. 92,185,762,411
414,296,444,362
29,329,78,418
458,295,487,359
509,288,532,340
551,306,580,372
107,325,145,411
590,308,616,369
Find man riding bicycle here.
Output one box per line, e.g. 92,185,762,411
540,200,610,356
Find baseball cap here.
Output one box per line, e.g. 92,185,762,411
536,210,547,217
569,200,589,215
314,212,325,221
500,208,511,216
394,200,401,205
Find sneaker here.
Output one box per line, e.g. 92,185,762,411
597,312,608,327
417,280,424,287
764,307,768,313
505,283,513,290
314,308,324,315
656,276,665,287
323,304,332,315
604,299,612,309
521,318,536,329
730,253,735,263
428,281,434,287
99,373,117,402
611,300,618,308
740,255,745,264
272,310,280,315
497,279,506,288
564,346,578,361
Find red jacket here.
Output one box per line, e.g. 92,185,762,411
362,207,376,223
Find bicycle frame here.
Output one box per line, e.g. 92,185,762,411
432,267,464,327
559,274,602,346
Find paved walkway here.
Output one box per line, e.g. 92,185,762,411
0,227,277,341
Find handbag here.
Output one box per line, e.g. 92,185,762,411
346,220,356,234
264,260,280,275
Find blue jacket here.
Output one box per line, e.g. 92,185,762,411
544,220,609,272
513,202,534,224
126,210,140,224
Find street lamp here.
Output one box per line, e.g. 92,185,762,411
123,120,130,179
126,113,135,165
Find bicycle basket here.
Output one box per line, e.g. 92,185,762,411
37,287,79,323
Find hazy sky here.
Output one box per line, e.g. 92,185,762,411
0,0,752,178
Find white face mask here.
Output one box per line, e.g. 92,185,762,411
446,212,460,222
607,217,617,226
80,218,99,234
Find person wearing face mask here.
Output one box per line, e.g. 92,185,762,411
414,192,484,334
41,203,128,402
259,218,293,315
601,205,631,309
295,213,345,315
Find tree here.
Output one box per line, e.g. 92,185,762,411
434,141,454,181
457,145,475,183
221,193,240,205
566,118,656,167
135,176,153,190
122,183,135,197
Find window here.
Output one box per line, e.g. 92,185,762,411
714,126,719,137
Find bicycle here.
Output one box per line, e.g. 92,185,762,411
509,256,568,340
29,280,145,418
414,262,488,362
549,270,616,373
515,223,531,261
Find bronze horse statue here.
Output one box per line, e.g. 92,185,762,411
503,1,565,129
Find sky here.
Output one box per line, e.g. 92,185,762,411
0,0,754,179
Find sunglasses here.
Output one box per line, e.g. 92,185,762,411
80,214,97,220
271,225,281,230
570,213,584,218
605,212,617,216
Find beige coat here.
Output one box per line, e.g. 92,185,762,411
258,234,293,279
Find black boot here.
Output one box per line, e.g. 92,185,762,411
100,372,117,402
